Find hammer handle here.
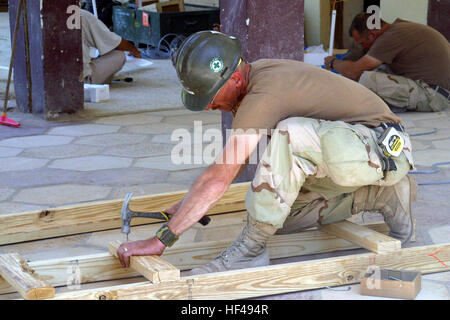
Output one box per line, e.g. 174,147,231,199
162,212,210,226
129,211,211,226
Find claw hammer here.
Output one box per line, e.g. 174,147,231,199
120,192,211,241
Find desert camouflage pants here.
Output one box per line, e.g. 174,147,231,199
85,50,126,85
245,117,414,230
359,70,449,112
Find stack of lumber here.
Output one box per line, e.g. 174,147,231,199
0,181,449,300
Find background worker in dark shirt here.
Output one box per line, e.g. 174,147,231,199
325,13,450,113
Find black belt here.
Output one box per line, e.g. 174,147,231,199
380,122,405,133
429,84,450,101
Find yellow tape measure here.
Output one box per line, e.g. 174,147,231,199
379,127,404,157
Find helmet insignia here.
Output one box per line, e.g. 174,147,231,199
209,57,224,73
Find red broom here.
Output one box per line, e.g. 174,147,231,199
1,0,23,128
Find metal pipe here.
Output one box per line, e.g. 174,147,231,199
22,0,32,113
328,9,337,56
91,0,98,17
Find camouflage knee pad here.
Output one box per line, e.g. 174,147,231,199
319,122,412,187
246,117,413,228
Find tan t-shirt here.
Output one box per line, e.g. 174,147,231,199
232,59,401,132
81,10,122,78
368,19,450,90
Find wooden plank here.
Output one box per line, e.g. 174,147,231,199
321,220,401,253
0,221,389,295
0,182,249,245
0,253,54,300
109,241,180,283
51,243,450,300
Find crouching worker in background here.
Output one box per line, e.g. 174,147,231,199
325,13,450,113
81,9,141,84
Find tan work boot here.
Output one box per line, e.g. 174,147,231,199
352,175,418,244
187,216,277,275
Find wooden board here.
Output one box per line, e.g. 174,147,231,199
109,241,180,283
321,220,401,253
0,182,249,245
0,253,54,300
50,243,450,300
0,221,390,296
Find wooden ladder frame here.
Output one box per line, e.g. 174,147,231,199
0,184,448,299
0,253,55,300
2,234,448,300
56,243,449,300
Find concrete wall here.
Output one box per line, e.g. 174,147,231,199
211,0,429,47
380,0,428,25
343,0,363,48
304,0,321,46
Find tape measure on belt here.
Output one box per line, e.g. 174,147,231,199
377,123,405,173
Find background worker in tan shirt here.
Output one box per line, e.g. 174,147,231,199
325,13,450,113
81,9,141,84
116,31,417,275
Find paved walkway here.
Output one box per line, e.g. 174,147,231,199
0,10,448,300
0,108,221,213
1,109,449,220
0,106,449,300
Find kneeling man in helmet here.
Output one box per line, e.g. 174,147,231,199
117,31,417,275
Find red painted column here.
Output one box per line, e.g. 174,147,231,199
428,0,450,41
220,0,305,182
8,0,83,119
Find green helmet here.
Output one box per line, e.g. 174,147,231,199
175,31,242,111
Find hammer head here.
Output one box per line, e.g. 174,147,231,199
121,192,134,236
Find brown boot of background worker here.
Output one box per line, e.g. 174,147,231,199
188,216,277,275
352,175,418,244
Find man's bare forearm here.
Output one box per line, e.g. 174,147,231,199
166,133,260,238
167,164,242,236
167,177,227,235
115,38,141,58
332,59,362,81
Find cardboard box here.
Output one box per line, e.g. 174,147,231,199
304,53,328,67
84,84,110,103
360,269,421,300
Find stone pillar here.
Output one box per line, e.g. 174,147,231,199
428,0,450,41
220,0,305,182
8,0,83,119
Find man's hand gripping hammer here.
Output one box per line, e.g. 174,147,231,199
121,192,211,241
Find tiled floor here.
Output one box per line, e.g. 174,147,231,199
0,11,448,300
0,109,220,211
0,107,449,300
